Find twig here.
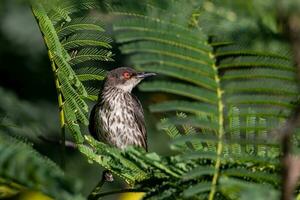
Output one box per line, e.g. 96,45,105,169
87,170,146,200
88,170,115,200
277,2,300,200
279,106,300,200
38,135,77,149
87,176,106,200
89,188,146,200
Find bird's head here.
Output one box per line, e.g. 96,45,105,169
105,67,156,92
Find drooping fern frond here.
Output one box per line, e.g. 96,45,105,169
31,0,149,184
217,44,297,121
31,0,113,144
112,0,298,199
0,133,83,200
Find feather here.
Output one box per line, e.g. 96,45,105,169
88,103,99,140
132,94,148,151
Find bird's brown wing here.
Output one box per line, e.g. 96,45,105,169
89,81,105,140
132,94,148,151
89,103,100,140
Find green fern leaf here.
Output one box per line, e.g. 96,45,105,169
113,1,298,198
56,17,105,38
0,133,83,200
61,33,112,50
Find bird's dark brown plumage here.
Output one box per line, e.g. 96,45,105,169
89,67,156,151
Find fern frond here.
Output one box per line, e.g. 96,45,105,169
182,166,215,181
149,101,218,116
224,80,298,95
47,0,99,25
222,68,296,82
131,54,215,76
114,18,210,52
57,69,88,114
215,44,291,60
229,106,242,154
32,0,113,150
56,17,105,38
137,64,217,89
31,1,166,189
62,33,112,50
223,168,279,183
84,87,100,101
225,94,294,108
112,1,298,198
179,149,280,167
157,116,218,132
29,0,300,199
120,41,214,65
219,177,279,200
159,118,181,139
69,48,113,66
0,133,83,200
77,140,148,184
77,73,104,82
182,182,211,198
140,81,218,103
257,118,268,157
218,55,294,71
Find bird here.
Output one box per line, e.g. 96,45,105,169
88,67,156,182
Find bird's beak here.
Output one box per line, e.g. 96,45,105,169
136,72,157,78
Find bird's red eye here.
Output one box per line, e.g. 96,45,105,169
123,72,131,79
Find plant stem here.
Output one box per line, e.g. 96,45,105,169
50,53,66,170
278,4,300,200
88,170,113,200
87,177,106,200
208,57,225,200
57,84,66,169
89,188,145,199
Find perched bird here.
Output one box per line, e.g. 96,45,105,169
88,67,156,182
89,67,156,149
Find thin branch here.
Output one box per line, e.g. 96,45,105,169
88,170,114,200
278,106,300,200
38,135,77,149
89,188,146,200
87,176,106,200
49,52,66,170
277,2,300,200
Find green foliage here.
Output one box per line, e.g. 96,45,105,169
2,0,295,199
0,87,59,141
112,0,298,199
30,0,184,188
0,133,83,200
31,0,113,144
30,0,153,191
219,177,279,200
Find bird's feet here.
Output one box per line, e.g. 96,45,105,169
104,171,114,182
